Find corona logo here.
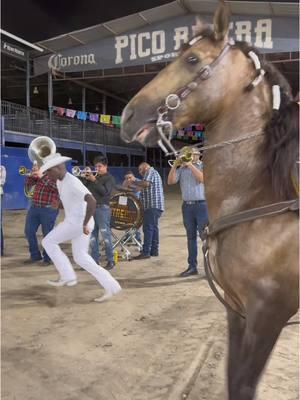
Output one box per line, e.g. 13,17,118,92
48,53,96,70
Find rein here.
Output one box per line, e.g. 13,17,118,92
202,198,299,323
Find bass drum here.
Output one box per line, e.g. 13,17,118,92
110,192,143,230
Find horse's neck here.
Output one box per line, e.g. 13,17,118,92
204,85,273,221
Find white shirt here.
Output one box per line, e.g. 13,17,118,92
0,165,6,196
57,172,91,222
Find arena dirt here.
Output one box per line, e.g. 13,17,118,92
1,186,299,400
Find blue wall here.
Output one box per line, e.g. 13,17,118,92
1,146,169,210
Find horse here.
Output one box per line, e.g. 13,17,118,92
120,1,299,399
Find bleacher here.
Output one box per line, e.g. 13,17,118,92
1,100,141,149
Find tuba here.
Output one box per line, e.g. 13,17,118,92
168,146,193,168
22,136,57,198
28,136,56,165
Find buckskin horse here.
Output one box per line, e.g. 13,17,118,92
120,1,299,399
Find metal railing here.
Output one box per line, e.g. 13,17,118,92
1,100,142,149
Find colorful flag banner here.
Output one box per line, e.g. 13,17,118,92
66,109,76,118
112,115,121,126
89,113,99,122
77,111,87,120
56,107,65,117
100,114,111,124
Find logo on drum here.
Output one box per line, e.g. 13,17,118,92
48,53,97,70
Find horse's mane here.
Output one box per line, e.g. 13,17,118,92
233,42,299,200
188,27,299,199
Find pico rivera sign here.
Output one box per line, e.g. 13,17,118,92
33,13,298,76
114,19,274,65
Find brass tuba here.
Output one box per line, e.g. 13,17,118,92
22,136,57,198
28,136,56,165
168,146,193,168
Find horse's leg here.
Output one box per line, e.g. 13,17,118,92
229,298,295,400
226,308,246,399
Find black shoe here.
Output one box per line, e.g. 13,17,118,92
40,260,52,266
133,254,151,260
23,258,42,265
105,261,115,270
179,268,198,277
150,252,159,257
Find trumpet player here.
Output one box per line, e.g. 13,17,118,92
167,147,208,277
23,162,59,266
80,156,116,270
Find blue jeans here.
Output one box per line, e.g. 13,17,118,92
142,208,162,256
90,205,113,263
182,201,208,271
24,206,58,262
1,196,3,256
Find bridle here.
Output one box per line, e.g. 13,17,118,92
155,37,236,155
155,37,269,156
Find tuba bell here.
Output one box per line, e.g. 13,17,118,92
168,146,193,168
21,136,57,198
28,136,56,165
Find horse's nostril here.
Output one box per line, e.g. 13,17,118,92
122,106,134,124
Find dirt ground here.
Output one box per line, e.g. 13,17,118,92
1,186,299,400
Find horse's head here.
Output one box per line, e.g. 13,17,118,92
121,1,252,149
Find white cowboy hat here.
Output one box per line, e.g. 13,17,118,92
40,153,72,174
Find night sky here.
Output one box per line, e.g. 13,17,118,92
2,0,297,43
2,0,172,42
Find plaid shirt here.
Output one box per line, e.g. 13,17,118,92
25,175,59,207
140,167,164,211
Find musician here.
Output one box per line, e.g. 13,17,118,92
122,170,141,199
40,153,121,302
23,163,59,265
122,170,142,243
81,156,116,270
131,163,164,259
0,165,6,256
167,148,208,277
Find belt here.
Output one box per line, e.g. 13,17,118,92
183,200,205,205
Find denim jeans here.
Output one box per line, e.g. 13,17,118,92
90,205,113,263
1,196,3,256
24,206,59,262
142,208,163,256
182,201,208,271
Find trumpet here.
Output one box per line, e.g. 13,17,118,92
72,166,97,177
168,146,193,168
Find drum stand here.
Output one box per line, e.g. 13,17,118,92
111,227,143,261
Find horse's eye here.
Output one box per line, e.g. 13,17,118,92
186,55,199,65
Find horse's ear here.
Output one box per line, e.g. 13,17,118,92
213,1,230,41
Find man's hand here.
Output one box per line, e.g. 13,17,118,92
181,161,192,168
51,200,60,209
83,225,90,235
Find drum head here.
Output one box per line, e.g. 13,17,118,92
110,192,143,230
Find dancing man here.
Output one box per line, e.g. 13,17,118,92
40,153,121,302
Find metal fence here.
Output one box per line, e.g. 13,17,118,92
1,100,141,149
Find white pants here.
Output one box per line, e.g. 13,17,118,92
42,219,121,293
